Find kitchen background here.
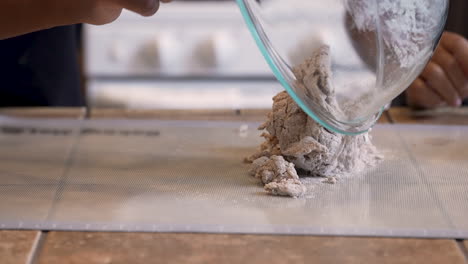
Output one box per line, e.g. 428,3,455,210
82,0,466,110
84,0,283,110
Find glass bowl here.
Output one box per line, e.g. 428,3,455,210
237,0,449,134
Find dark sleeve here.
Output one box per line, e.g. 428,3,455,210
0,25,85,107
445,0,468,39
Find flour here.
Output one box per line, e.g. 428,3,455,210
346,0,446,68
247,45,382,197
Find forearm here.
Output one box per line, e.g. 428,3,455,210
0,0,81,40
0,0,72,39
0,0,169,40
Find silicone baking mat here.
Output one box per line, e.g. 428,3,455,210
0,116,467,238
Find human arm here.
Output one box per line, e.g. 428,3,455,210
0,0,171,40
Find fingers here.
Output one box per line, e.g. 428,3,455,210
115,0,160,16
408,32,468,109
441,32,468,77
115,0,171,17
431,46,468,98
407,78,444,109
420,61,462,107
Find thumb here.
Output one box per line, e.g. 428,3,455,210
114,0,160,16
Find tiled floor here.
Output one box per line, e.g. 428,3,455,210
1,231,467,264
0,231,39,264
388,107,468,125
35,232,466,264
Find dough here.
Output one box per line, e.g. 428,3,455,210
247,45,382,197
249,155,307,197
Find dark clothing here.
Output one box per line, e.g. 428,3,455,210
445,0,468,39
0,25,84,107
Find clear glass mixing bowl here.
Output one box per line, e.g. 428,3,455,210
237,0,449,135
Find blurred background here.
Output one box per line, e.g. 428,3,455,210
0,0,282,110
84,0,283,110
0,0,465,110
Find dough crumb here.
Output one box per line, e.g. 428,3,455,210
323,176,337,184
265,179,306,198
246,45,382,198
249,155,306,198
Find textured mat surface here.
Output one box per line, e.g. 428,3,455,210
0,117,467,238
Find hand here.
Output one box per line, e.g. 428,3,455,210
79,0,172,25
0,0,172,40
406,32,468,109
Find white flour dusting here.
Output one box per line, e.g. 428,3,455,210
246,45,382,198
346,0,446,68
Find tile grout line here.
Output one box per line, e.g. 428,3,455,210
456,240,468,263
25,231,47,264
